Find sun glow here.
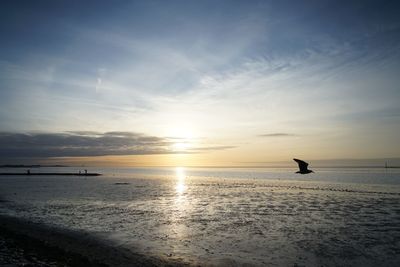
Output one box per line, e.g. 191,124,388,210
172,141,191,151
167,123,196,138
168,125,198,152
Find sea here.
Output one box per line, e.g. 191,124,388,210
0,166,399,266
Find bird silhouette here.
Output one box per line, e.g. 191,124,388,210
293,158,314,174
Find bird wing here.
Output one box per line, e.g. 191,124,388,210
293,158,309,171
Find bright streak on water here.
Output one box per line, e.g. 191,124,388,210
175,167,186,195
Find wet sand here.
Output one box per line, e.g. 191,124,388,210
0,168,400,266
0,214,186,267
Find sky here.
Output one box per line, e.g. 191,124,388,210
0,0,399,167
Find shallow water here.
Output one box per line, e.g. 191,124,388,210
0,167,400,266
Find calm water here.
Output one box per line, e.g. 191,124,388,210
0,167,400,266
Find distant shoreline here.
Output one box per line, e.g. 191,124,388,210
1,164,399,169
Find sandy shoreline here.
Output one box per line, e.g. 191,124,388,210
0,214,188,267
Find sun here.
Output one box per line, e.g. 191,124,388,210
172,142,190,151
166,125,198,152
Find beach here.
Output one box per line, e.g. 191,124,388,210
0,214,186,267
0,167,399,266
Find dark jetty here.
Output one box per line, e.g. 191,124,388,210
0,172,101,176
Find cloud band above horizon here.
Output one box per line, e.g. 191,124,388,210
0,131,234,158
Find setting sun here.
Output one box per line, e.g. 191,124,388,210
172,141,190,152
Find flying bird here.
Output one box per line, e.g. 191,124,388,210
293,158,314,174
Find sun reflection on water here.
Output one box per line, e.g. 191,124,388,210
175,167,186,195
170,167,190,244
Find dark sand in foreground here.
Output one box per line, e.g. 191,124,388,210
0,215,187,267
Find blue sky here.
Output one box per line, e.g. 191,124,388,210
0,0,399,165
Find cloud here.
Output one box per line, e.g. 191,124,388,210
0,132,168,157
0,131,234,158
258,133,295,137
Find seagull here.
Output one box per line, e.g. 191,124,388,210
293,158,314,174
